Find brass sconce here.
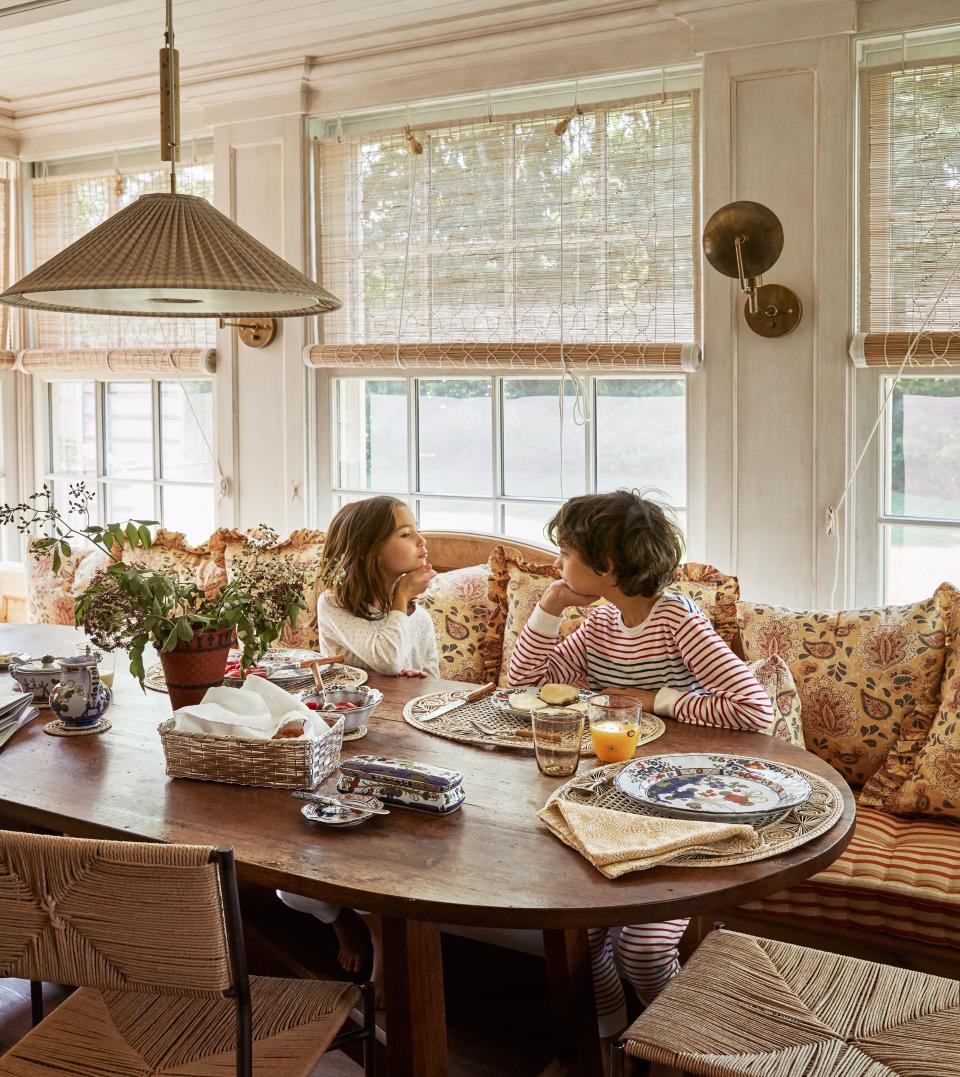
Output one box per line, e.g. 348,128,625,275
702,201,802,338
218,317,278,348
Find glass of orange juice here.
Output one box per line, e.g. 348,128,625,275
588,694,641,763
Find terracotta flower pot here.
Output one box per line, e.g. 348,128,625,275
159,626,234,711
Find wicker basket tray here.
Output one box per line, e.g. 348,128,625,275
157,716,344,789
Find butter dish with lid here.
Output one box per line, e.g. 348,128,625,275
336,754,465,814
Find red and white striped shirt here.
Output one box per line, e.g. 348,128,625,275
508,594,773,732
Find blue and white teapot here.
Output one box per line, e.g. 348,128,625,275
48,655,111,727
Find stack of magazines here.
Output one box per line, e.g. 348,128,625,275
0,690,38,749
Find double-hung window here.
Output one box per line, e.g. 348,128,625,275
311,76,700,544
29,155,216,543
858,50,960,602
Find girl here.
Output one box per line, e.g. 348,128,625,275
279,497,440,1001
316,496,439,678
508,490,773,1038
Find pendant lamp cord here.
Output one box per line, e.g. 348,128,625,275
165,0,177,194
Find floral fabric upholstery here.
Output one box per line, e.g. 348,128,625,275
738,597,948,787
118,529,213,583
861,584,960,821
740,806,960,950
212,528,325,651
25,540,110,626
747,655,805,747
484,547,741,687
418,565,495,683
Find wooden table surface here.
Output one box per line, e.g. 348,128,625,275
0,624,857,1077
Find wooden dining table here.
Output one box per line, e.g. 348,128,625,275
0,624,856,1077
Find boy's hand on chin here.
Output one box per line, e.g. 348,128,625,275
540,579,599,617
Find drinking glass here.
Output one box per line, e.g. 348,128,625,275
532,706,585,777
588,694,642,763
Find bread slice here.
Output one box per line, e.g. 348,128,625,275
509,691,542,713
538,683,580,706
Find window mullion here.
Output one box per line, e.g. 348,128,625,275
152,380,163,524
95,381,106,523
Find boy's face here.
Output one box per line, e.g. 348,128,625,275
554,543,609,597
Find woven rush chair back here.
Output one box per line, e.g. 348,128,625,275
422,530,555,573
0,830,234,996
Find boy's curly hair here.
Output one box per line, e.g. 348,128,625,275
547,490,684,598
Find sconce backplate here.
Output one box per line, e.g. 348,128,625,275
238,319,278,348
743,283,802,338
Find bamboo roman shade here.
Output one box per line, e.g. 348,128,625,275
311,91,700,371
859,59,960,366
15,347,215,379
28,161,217,375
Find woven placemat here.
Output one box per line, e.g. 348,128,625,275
144,662,367,695
43,717,112,737
547,760,844,868
404,690,665,753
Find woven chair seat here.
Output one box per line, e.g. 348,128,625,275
0,974,359,1077
620,930,960,1076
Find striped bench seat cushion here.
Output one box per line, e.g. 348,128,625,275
741,805,960,949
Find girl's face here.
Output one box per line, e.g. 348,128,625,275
554,543,609,596
379,505,429,578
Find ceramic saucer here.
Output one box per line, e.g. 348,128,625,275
300,802,372,828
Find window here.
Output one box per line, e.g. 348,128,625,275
881,376,960,603
43,380,215,544
859,52,960,601
331,374,686,544
314,79,697,533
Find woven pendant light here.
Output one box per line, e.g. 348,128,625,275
0,1,339,319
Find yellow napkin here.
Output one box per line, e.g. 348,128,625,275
537,798,759,878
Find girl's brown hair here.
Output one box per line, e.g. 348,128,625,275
320,496,407,621
547,490,684,598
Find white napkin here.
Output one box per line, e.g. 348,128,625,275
172,676,329,741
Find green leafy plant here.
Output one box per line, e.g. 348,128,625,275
0,484,311,687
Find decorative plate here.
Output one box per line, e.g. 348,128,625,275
492,687,594,719
615,753,813,827
300,802,373,829
223,649,367,689
0,651,30,672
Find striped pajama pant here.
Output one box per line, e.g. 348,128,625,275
588,918,688,1037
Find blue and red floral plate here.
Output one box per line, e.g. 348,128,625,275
614,752,813,827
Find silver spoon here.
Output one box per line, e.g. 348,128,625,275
292,790,390,816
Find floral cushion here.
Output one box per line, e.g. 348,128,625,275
118,528,212,582
419,565,495,683
25,540,111,625
738,596,948,787
747,655,805,747
212,528,325,650
860,584,960,820
484,547,740,688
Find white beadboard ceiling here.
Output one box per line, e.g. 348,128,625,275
0,0,866,109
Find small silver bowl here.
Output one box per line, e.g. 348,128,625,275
302,685,384,733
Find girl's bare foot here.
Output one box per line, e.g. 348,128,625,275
367,914,385,1008
332,908,368,974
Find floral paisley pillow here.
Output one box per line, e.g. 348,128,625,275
485,546,739,687
738,596,948,787
214,528,325,651
747,655,805,748
860,583,960,819
25,539,85,625
118,528,212,580
419,565,494,683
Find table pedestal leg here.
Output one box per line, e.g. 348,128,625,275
543,927,604,1077
382,916,448,1077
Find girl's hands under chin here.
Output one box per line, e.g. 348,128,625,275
393,563,438,611
539,578,599,617
398,668,429,678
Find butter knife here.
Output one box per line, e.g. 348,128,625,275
419,682,496,722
